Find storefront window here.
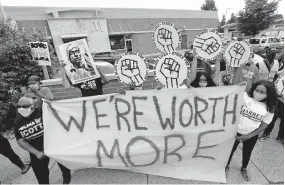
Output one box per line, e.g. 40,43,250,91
109,35,125,50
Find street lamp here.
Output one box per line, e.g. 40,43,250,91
225,8,231,22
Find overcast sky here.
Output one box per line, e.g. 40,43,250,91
1,0,284,21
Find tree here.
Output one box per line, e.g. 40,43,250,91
201,0,218,11
238,0,280,36
227,13,237,24
0,18,44,134
218,14,226,32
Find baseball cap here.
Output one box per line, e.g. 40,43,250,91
27,75,42,85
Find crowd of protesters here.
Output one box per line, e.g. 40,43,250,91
0,41,284,184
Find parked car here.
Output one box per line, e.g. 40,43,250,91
249,37,283,53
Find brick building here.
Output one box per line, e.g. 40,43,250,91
2,6,218,100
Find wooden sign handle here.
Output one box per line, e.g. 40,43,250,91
42,66,50,79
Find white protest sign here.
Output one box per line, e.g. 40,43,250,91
29,42,51,66
275,73,284,96
43,85,246,183
115,53,148,86
59,39,100,85
223,41,251,67
153,22,180,53
193,30,223,61
154,52,189,88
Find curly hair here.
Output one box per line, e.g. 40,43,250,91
247,80,278,113
191,72,216,88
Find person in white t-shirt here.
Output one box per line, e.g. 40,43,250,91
226,80,278,181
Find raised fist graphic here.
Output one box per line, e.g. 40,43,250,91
157,28,175,53
229,43,245,66
160,58,180,88
194,36,220,55
121,59,144,85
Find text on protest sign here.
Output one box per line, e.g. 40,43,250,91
43,86,245,183
29,42,51,66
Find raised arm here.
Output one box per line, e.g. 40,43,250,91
212,58,221,85
189,57,198,83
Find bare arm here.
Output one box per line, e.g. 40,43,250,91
97,66,109,85
17,138,41,156
212,58,221,85
189,57,198,84
237,122,268,141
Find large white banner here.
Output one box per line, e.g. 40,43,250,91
43,86,245,183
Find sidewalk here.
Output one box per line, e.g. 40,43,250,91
1,121,283,184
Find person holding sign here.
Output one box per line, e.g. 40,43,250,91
256,48,279,82
231,52,259,92
14,96,71,184
226,81,278,181
187,57,221,88
260,53,284,143
61,61,109,97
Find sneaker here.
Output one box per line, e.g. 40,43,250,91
259,134,270,142
240,167,250,181
21,163,31,174
276,137,284,145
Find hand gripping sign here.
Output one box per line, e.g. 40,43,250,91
223,41,251,67
275,73,284,97
115,53,148,86
153,22,180,54
193,30,223,61
154,52,188,88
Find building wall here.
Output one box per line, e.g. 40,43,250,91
14,20,51,36
48,76,159,100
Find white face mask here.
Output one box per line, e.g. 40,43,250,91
18,106,34,117
253,91,267,101
199,82,208,87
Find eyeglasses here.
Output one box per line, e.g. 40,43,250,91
17,105,32,108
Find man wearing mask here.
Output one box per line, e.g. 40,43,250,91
26,75,53,107
256,48,279,82
14,96,71,184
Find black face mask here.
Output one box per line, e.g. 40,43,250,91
266,53,276,62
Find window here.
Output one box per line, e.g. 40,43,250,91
261,39,267,43
62,37,87,44
268,38,274,43
109,35,125,50
273,38,280,42
249,39,260,44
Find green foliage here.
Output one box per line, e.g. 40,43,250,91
238,0,280,36
201,0,218,11
0,19,45,133
227,13,237,24
218,14,226,33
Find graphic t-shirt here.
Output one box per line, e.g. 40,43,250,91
238,93,274,135
14,108,44,151
73,78,104,97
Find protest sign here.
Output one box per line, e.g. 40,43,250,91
153,22,180,53
193,30,223,61
59,39,100,85
154,52,189,88
223,41,251,67
115,53,148,86
43,85,245,183
29,42,51,66
275,73,284,96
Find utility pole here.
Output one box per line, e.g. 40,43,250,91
0,0,7,21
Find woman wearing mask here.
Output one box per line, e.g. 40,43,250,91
226,80,278,181
187,57,221,88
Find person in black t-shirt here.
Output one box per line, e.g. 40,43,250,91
62,62,109,97
14,96,71,184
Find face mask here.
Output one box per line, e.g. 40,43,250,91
253,91,267,101
199,82,208,87
18,106,34,117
